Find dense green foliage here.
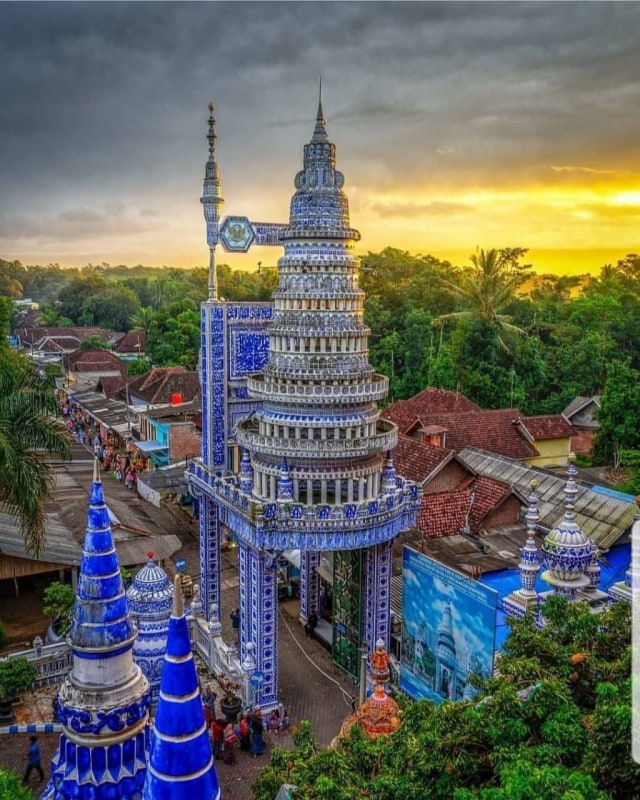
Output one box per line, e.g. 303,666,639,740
42,581,76,636
2,251,640,471
0,298,71,554
252,599,637,800
0,658,37,698
0,767,34,800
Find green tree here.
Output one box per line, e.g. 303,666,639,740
130,306,155,338
251,599,637,800
0,299,71,554
435,248,531,350
43,582,76,636
593,359,640,467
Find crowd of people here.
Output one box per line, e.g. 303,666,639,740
59,399,148,486
201,686,290,767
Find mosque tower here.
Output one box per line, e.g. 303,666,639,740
43,462,151,800
143,576,220,800
189,95,420,706
539,455,594,602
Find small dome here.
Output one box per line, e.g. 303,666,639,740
127,556,173,617
540,460,592,583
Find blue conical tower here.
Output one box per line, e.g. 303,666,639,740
143,576,220,800
43,460,151,800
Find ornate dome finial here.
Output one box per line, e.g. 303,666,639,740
312,80,329,143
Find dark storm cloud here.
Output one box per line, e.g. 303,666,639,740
1,1,639,259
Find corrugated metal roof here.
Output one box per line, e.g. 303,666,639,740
0,511,82,566
458,447,636,549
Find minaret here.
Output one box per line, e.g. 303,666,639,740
539,455,593,601
201,102,224,300
142,576,220,800
127,551,174,710
502,479,541,618
43,461,151,800
194,98,419,705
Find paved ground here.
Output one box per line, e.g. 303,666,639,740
0,446,358,798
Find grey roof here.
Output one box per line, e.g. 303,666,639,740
67,388,132,436
137,466,189,492
0,510,82,565
562,395,601,419
114,534,182,568
458,447,636,550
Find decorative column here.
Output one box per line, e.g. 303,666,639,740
363,541,393,656
246,548,278,708
198,495,222,631
299,550,320,623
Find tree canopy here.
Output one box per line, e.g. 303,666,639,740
252,598,637,800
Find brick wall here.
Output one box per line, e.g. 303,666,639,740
169,423,201,463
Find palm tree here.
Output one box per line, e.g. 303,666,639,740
0,302,71,554
130,305,155,338
434,247,531,347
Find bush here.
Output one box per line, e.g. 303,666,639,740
43,582,75,636
0,658,37,697
0,766,35,799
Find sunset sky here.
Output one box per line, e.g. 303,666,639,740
1,2,639,277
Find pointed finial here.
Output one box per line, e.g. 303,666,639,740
313,81,328,143
208,101,214,112
173,574,184,617
93,457,100,483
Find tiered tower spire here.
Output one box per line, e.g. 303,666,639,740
143,576,220,800
502,479,541,618
43,461,151,800
191,98,419,705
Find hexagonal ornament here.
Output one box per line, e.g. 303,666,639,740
219,216,255,252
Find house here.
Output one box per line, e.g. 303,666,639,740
127,367,200,407
113,330,146,359
384,388,572,468
513,415,573,467
562,395,601,456
134,401,201,468
66,349,127,388
14,326,119,354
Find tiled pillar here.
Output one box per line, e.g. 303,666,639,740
299,550,320,622
363,541,392,656
199,496,221,632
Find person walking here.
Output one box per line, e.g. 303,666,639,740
211,717,225,761
230,608,240,644
238,713,251,752
22,735,44,784
304,609,318,638
250,708,265,757
222,722,238,765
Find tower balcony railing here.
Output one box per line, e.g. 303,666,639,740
187,459,421,551
235,419,398,459
247,373,388,403
268,324,370,338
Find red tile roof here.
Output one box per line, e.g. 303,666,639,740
414,410,537,460
67,350,126,373
392,434,455,484
417,475,513,538
127,367,200,405
383,389,480,434
96,376,127,400
516,415,573,440
113,330,146,354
